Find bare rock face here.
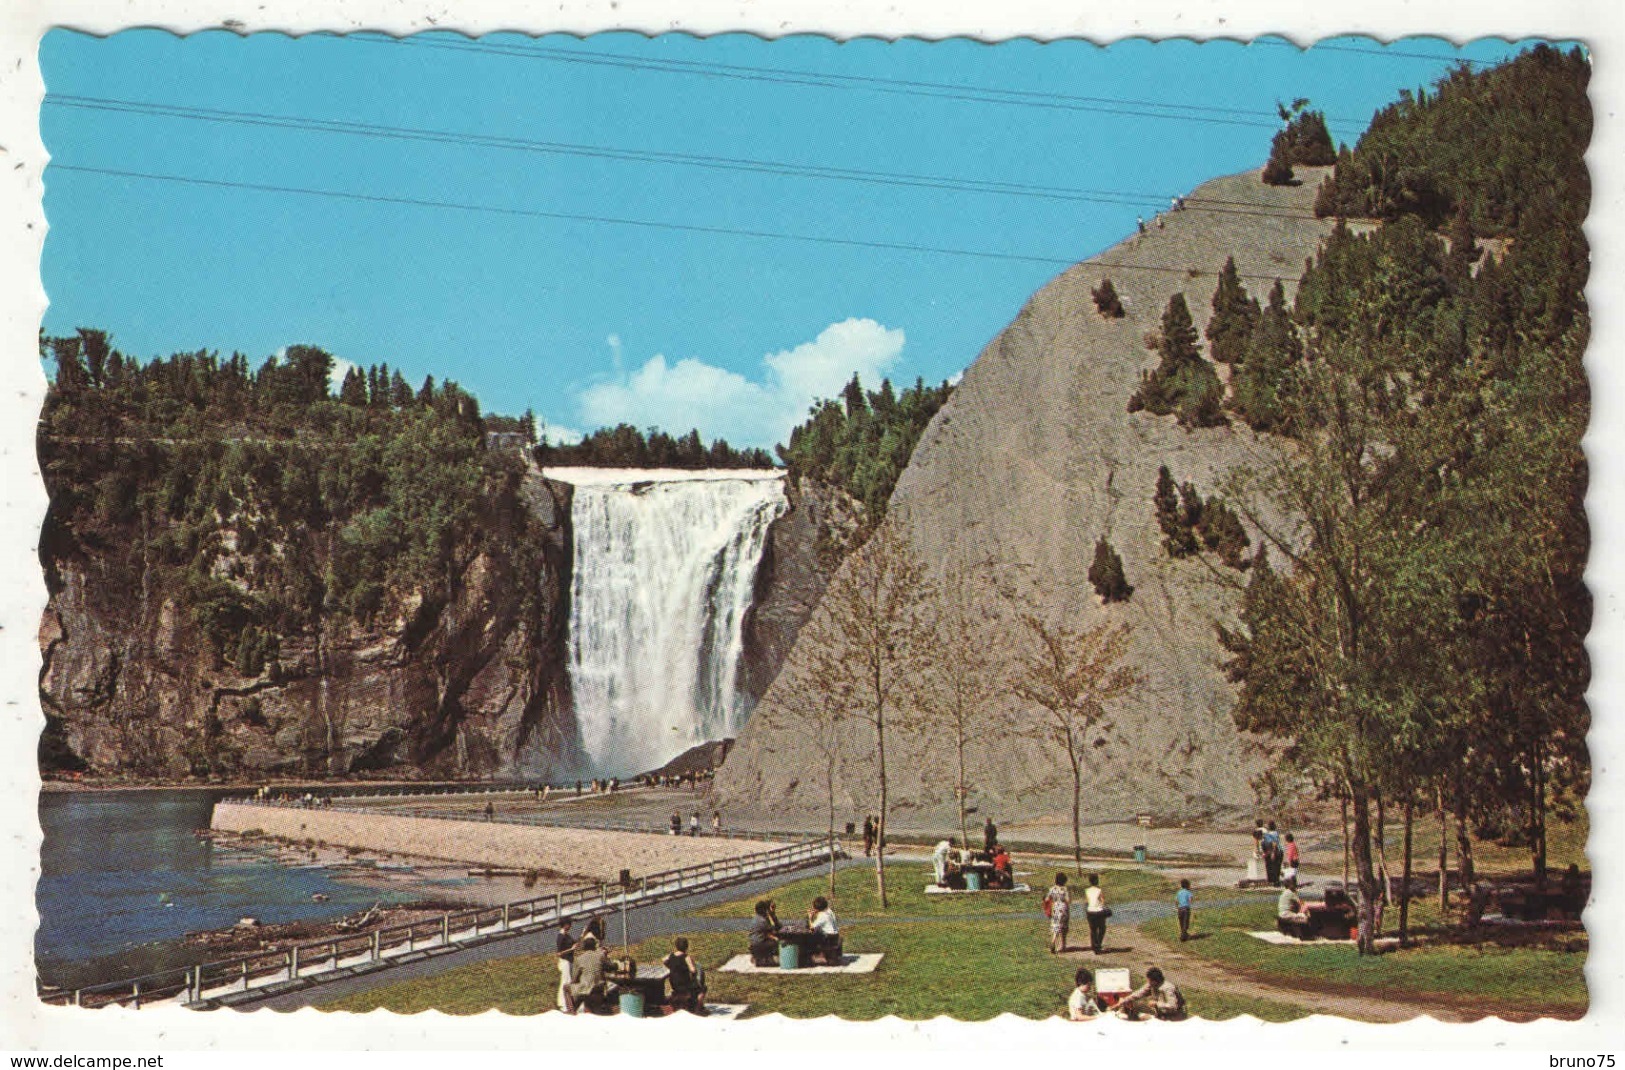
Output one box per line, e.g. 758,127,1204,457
39,460,579,782
738,475,865,703
717,167,1334,823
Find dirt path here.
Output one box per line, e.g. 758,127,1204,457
1117,922,1568,1023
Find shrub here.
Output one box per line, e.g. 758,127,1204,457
1091,278,1126,318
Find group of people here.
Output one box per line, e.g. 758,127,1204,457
670,810,723,836
930,839,1015,890
1043,872,1112,955
748,896,842,967
1253,820,1301,888
1068,966,1187,1022
555,915,708,1015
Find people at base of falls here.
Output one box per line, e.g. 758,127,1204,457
567,935,608,1013
689,811,700,836
748,900,781,965
663,937,707,1014
555,919,576,1012
712,810,722,836
1067,968,1103,1020
670,811,682,836
1119,967,1186,1021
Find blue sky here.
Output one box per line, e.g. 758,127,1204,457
39,31,1552,449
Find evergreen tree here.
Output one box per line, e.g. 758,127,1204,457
339,366,369,407
1231,280,1303,434
1091,278,1126,318
1153,466,1199,558
1262,130,1296,186
1199,498,1251,570
1206,257,1261,364
1088,536,1133,602
1128,293,1226,428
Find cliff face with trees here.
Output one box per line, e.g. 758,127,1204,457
38,342,580,780
719,47,1590,856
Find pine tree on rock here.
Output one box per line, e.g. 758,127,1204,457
1091,278,1126,318
1207,257,1262,365
1262,129,1296,186
1154,466,1200,558
1088,536,1133,602
1128,293,1226,428
1231,280,1303,434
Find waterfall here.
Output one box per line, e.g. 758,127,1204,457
549,467,787,777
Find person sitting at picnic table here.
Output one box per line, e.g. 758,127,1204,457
663,936,707,1015
991,844,1014,889
1067,967,1102,1020
748,899,781,966
807,895,842,965
1277,887,1310,939
1119,966,1186,1021
1045,872,1071,954
568,934,608,1013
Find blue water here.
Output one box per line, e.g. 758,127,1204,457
37,789,419,990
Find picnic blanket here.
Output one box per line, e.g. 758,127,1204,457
1247,930,1404,949
923,883,1031,895
716,953,883,975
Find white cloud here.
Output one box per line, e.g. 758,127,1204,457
541,422,584,446
574,318,904,449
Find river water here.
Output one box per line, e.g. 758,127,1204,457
37,789,429,991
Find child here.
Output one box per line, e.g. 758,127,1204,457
1175,879,1194,941
1067,967,1101,1020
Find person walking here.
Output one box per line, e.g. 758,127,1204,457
1084,873,1109,954
1044,872,1071,954
1175,879,1194,941
670,810,682,836
689,811,701,837
983,817,998,854
711,810,722,837
862,816,875,857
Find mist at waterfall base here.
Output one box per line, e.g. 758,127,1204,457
551,468,786,779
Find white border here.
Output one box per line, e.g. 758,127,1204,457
1,0,1619,1058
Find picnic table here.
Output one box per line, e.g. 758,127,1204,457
606,962,669,1008
777,923,842,966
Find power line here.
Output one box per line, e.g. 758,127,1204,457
1252,38,1521,67
52,162,1317,283
351,34,1369,136
44,93,1321,222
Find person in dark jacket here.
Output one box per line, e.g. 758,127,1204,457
983,817,998,854
748,900,781,966
664,936,707,1014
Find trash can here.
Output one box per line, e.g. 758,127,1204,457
965,871,984,891
618,990,645,1018
779,942,801,970
1133,845,1147,864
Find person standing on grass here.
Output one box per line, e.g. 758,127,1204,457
1262,821,1282,886
1084,873,1109,954
983,816,998,854
1045,872,1071,954
862,816,875,857
1282,833,1300,890
1175,879,1194,941
689,811,701,837
554,919,576,1013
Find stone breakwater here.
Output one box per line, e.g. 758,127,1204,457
211,803,784,882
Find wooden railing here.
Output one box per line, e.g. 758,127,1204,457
40,836,837,1009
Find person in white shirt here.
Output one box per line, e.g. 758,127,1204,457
1067,967,1101,1020
932,840,953,887
807,895,841,966
1084,873,1109,954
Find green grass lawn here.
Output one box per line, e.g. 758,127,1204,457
1140,899,1588,1016
322,916,1304,1021
691,861,1174,920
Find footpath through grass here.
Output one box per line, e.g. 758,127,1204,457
1140,899,1587,1017
692,861,1174,919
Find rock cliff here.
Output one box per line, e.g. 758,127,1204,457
716,166,1336,823
39,456,580,781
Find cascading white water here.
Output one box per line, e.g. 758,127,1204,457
549,468,787,777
